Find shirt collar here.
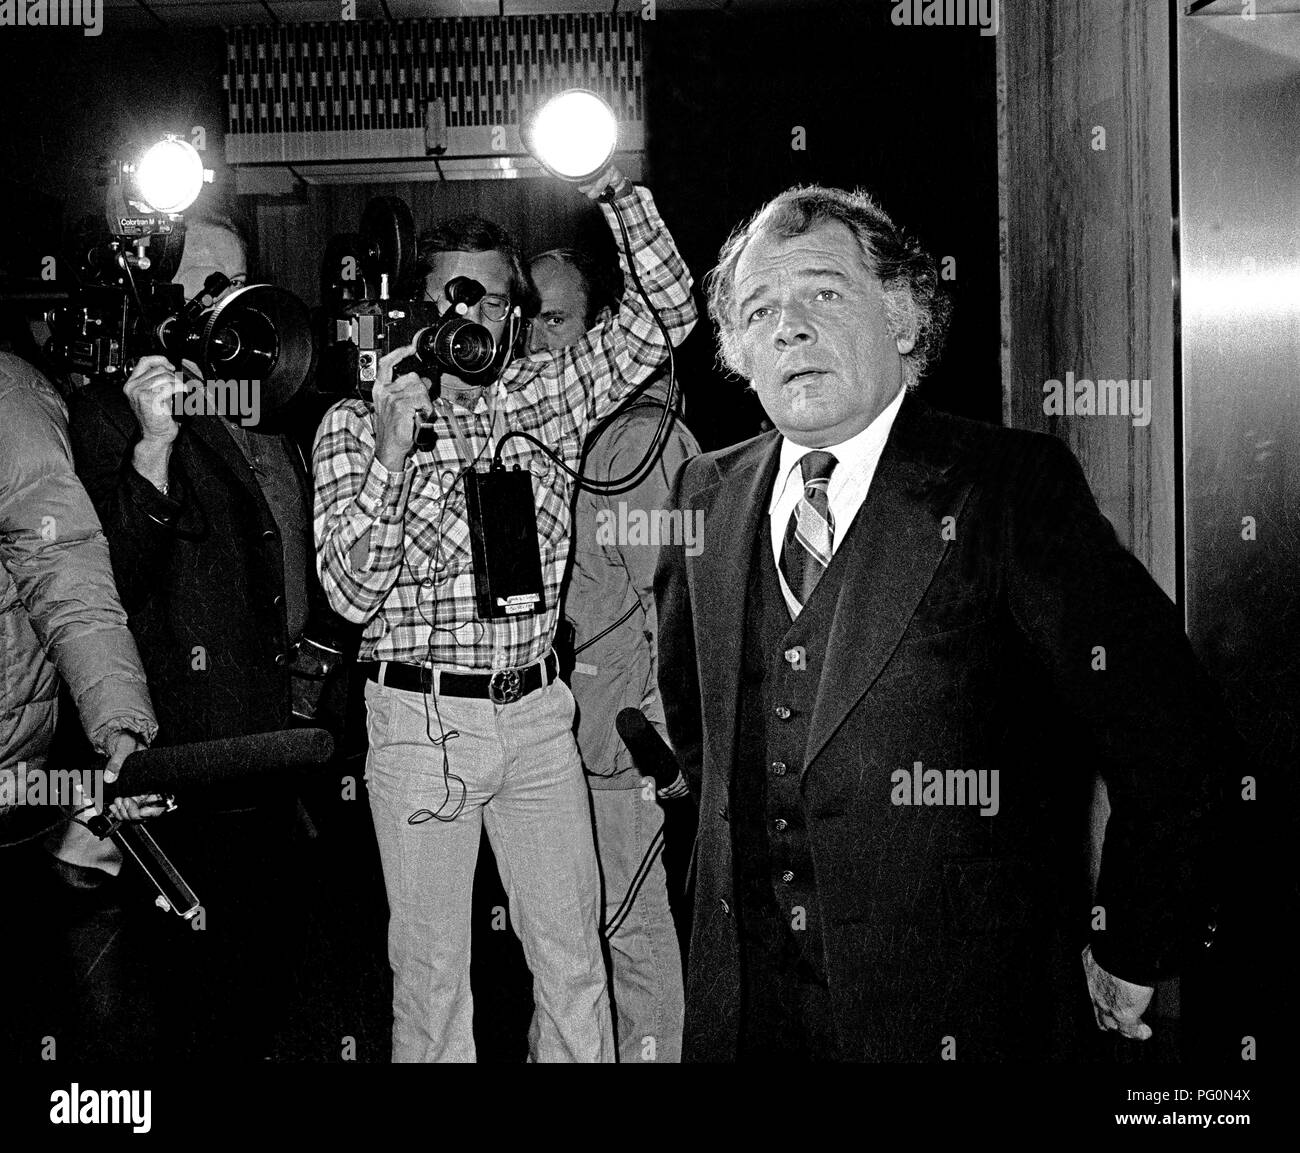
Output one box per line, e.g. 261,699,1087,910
770,385,906,508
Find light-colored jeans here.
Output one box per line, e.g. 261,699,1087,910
364,670,613,1062
590,786,685,1062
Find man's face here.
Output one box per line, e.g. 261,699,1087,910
730,220,913,448
176,223,247,302
528,258,593,353
424,250,513,353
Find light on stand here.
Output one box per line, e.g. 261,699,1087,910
524,89,619,183
129,136,207,215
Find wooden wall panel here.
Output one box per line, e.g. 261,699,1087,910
998,0,1176,597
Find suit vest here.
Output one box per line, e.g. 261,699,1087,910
733,501,871,987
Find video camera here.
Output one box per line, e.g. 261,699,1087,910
31,135,313,418
321,196,519,402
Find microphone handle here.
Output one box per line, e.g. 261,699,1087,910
87,809,202,920
111,823,202,920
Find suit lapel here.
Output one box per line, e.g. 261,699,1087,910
184,416,272,513
695,432,783,789
804,396,973,774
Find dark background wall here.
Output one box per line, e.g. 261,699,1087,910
644,8,1000,446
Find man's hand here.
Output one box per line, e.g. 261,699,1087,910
371,343,435,472
103,730,169,823
103,729,142,783
125,355,187,492
577,164,628,202
125,355,186,445
1083,945,1155,1040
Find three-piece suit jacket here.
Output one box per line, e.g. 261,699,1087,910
654,393,1232,1062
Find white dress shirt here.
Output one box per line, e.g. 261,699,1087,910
768,386,906,616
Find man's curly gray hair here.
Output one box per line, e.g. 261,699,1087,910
704,185,951,391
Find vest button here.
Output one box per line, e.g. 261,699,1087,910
770,761,788,776
719,898,731,916
773,705,791,720
781,870,795,884
262,528,276,540
773,817,788,831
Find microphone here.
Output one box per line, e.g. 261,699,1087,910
615,707,690,800
105,727,335,802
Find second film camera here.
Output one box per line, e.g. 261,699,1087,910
324,197,514,403
38,135,313,419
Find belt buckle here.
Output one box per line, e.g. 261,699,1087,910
488,666,524,704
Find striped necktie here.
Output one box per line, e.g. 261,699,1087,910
779,450,838,610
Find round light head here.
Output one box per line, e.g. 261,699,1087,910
133,137,206,215
525,89,618,182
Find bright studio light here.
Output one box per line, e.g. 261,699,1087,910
131,137,206,214
525,89,618,181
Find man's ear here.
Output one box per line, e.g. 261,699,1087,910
594,305,613,328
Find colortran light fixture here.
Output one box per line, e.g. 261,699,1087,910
524,89,619,182
128,136,207,215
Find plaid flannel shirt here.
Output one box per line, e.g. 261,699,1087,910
312,184,696,671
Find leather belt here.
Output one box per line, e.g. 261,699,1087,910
363,653,558,705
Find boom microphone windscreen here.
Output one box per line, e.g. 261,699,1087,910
106,727,334,801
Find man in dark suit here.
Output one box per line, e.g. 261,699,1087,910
654,185,1231,1062
66,218,346,1059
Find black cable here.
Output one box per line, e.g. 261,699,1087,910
577,396,687,499
492,194,683,496
493,196,682,489
398,342,523,826
399,426,492,826
572,601,638,658
118,251,149,329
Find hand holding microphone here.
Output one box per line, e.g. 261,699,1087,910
615,708,692,803
102,730,169,822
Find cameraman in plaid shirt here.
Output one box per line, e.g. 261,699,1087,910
312,167,696,1062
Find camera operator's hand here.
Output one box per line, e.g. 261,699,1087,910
578,163,629,202
125,355,186,444
125,355,188,494
372,343,434,472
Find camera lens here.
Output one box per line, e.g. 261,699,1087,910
417,316,496,375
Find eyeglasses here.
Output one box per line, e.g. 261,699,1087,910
426,290,512,322
478,295,512,322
